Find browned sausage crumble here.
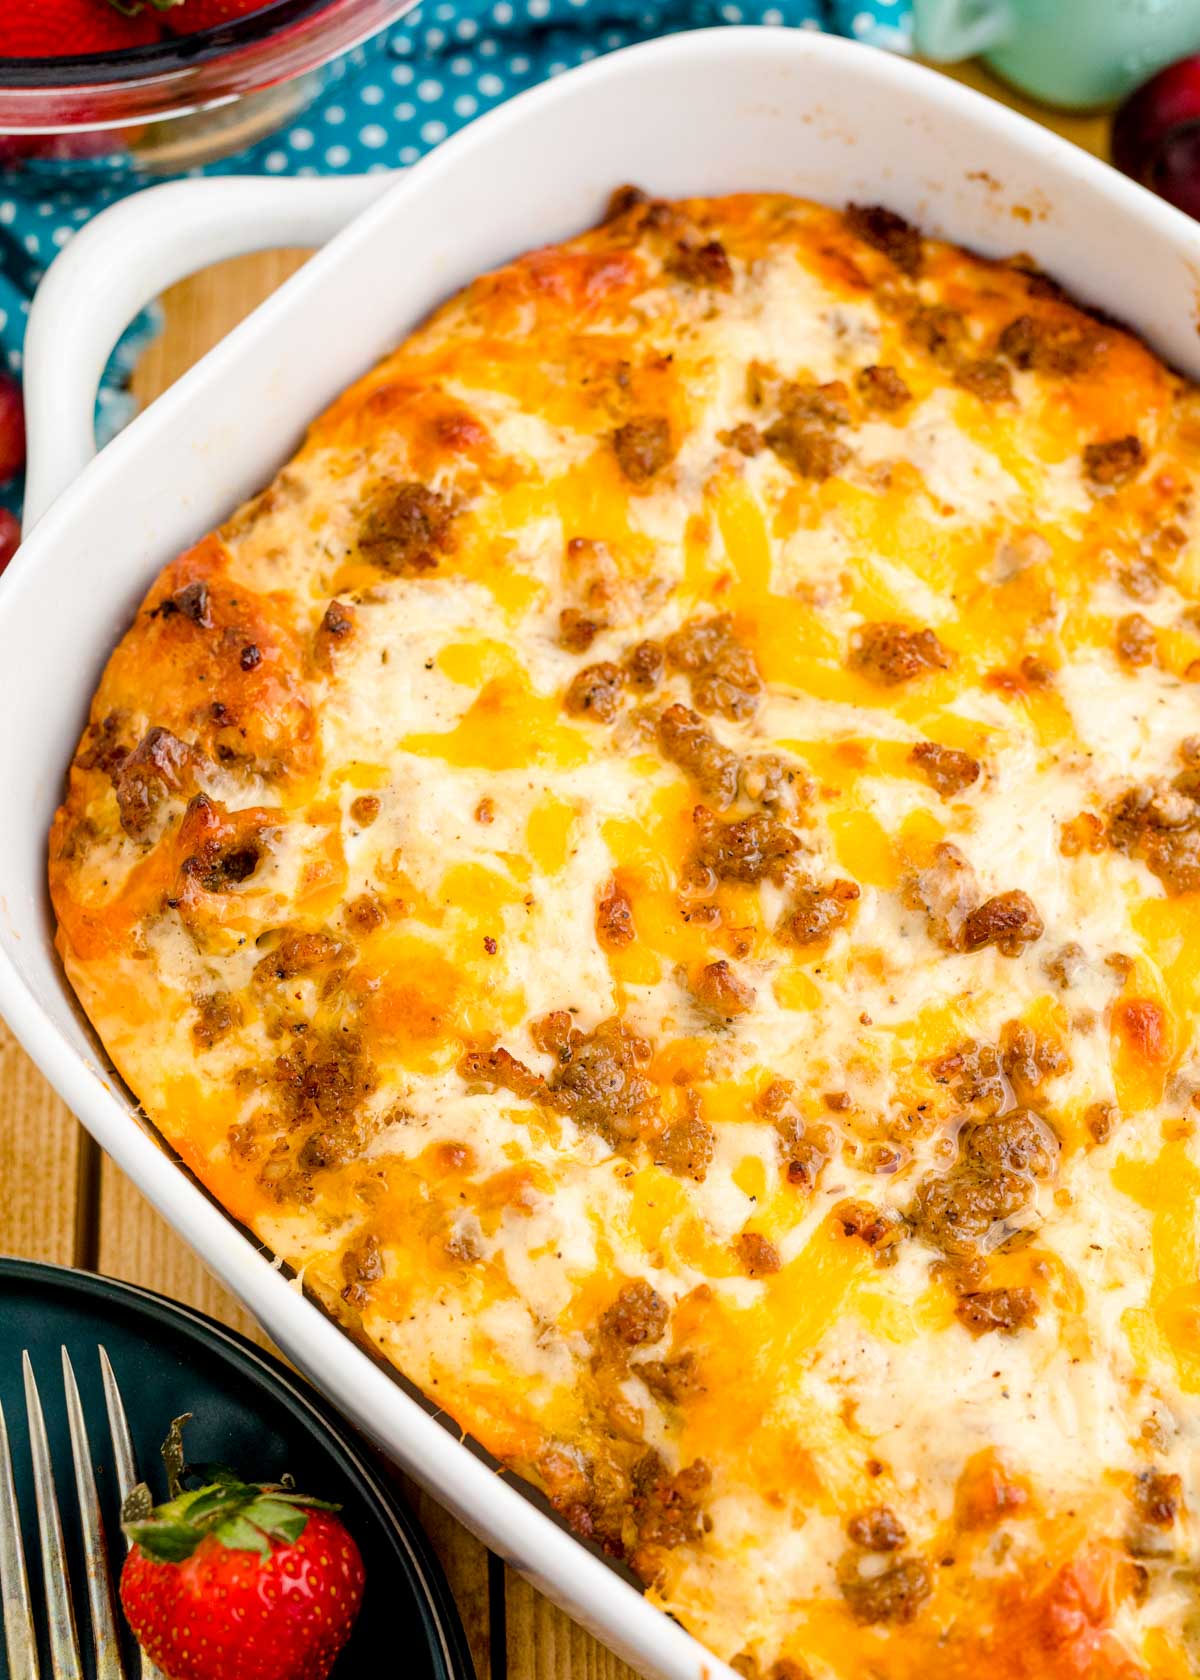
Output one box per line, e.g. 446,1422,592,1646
955,1287,1039,1336
849,622,954,686
910,741,981,798
613,417,675,484
1083,435,1144,487
359,481,454,572
855,364,911,413
844,203,924,277
846,1507,907,1552
784,880,861,947
961,891,1045,957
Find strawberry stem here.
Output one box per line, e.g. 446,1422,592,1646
161,1414,192,1500
122,1417,340,1564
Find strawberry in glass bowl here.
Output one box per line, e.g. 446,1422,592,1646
0,0,417,177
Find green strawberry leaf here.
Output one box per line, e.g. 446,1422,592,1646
214,1513,273,1556
243,1498,310,1544
155,1489,209,1526
182,1481,260,1523
121,1482,154,1525
246,1490,342,1513
124,1519,206,1565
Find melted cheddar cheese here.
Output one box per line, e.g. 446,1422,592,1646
50,192,1200,1678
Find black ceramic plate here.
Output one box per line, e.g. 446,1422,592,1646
0,1258,474,1680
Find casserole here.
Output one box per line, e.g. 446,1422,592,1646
10,28,1200,1679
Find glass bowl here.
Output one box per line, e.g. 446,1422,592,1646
0,0,415,176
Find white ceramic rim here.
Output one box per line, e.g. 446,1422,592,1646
8,27,1200,1680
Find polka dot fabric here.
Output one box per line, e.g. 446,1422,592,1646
0,0,912,515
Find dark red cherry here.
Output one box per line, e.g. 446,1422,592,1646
0,507,21,575
0,373,24,487
1113,56,1200,221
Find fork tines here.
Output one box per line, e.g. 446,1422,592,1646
0,1347,154,1680
0,1388,36,1680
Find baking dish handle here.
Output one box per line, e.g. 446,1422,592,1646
22,173,392,530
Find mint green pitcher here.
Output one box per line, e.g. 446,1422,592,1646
914,0,1200,110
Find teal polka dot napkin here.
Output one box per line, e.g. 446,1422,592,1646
0,0,912,515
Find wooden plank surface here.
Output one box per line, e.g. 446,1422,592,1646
0,63,1113,1680
0,1021,82,1268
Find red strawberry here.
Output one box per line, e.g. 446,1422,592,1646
161,0,266,33
120,1417,365,1680
0,0,162,57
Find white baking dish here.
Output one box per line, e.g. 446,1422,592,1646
6,28,1200,1679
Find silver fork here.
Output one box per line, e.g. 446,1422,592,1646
0,1347,160,1680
